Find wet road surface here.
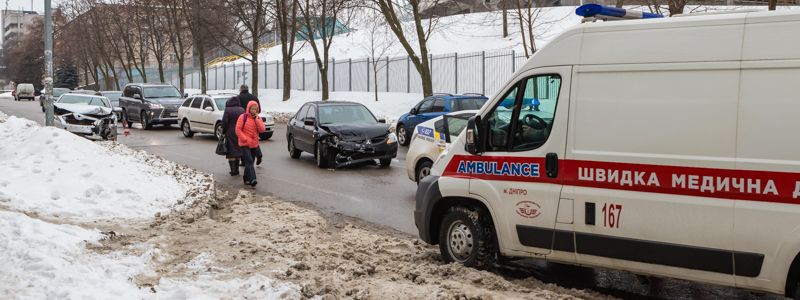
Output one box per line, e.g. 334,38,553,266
0,98,788,300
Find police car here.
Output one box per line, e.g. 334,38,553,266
406,110,477,184
414,6,800,299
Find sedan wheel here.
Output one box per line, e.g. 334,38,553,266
397,125,409,146
181,120,194,138
288,137,301,159
315,142,330,168
214,123,224,140
416,160,433,183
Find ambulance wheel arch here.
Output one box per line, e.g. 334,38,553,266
787,253,800,298
428,196,501,252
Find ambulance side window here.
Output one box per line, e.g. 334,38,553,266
484,74,561,152
485,85,519,151
512,75,561,151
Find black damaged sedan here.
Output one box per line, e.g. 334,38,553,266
287,101,398,168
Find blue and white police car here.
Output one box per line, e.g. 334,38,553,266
406,110,478,184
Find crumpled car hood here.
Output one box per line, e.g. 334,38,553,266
322,123,390,141
55,103,112,116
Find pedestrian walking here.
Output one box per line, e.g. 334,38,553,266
221,97,245,176
236,84,263,165
235,101,266,186
237,84,259,109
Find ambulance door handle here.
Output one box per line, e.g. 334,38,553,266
545,152,559,178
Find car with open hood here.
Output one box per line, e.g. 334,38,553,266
178,93,275,140
286,101,398,168
118,83,186,130
53,93,120,140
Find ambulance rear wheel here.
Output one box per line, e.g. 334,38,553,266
438,206,496,268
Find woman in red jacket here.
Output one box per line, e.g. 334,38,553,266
235,101,266,186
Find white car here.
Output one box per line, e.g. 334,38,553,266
177,94,275,140
406,110,476,184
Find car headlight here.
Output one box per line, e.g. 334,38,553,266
387,133,398,144
149,103,163,109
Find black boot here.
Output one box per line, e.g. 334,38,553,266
229,160,240,176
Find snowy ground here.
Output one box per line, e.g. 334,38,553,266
0,112,300,298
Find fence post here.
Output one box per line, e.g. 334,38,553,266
317,62,320,91
386,56,390,92
349,59,352,91
407,56,410,93
511,50,516,73
302,59,306,91
367,59,370,92
482,51,486,95
262,61,267,90
332,58,336,92
454,53,458,94
224,64,227,90
276,61,280,90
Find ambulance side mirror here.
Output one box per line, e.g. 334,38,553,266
465,115,482,155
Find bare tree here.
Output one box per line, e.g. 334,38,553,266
512,0,543,59
359,9,396,102
178,0,219,93
373,0,442,97
207,0,270,98
160,0,194,94
298,0,354,101
272,0,303,101
139,0,171,82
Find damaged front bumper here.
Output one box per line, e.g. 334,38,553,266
56,113,119,140
328,138,398,167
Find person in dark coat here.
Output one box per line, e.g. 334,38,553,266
221,97,245,176
237,84,259,109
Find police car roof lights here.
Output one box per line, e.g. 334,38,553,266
575,4,663,21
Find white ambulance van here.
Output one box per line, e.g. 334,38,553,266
414,6,800,298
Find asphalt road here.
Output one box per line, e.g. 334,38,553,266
0,98,419,235
0,97,787,300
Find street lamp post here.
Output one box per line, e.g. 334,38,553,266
44,0,54,126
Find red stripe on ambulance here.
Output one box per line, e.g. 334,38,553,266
443,155,800,204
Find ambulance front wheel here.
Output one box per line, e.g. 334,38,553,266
438,206,496,268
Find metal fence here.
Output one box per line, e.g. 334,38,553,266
170,49,531,97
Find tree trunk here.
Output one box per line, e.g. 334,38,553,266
157,59,165,82
198,40,207,94
321,66,329,101
616,0,624,8
502,2,508,38
373,62,379,101
282,58,292,101
768,0,777,10
251,38,260,98
178,59,185,94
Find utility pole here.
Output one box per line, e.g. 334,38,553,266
44,0,54,126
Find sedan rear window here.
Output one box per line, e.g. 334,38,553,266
318,105,376,125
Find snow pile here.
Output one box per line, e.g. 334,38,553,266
0,210,149,298
0,110,7,122
0,116,188,222
0,92,12,99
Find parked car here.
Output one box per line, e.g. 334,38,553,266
178,93,275,140
53,93,120,140
69,89,97,95
100,91,123,107
118,83,185,130
286,101,398,168
13,83,35,101
406,110,476,184
39,88,71,112
395,93,488,146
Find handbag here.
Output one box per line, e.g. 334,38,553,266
216,136,228,156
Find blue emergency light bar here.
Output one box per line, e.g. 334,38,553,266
575,4,663,19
